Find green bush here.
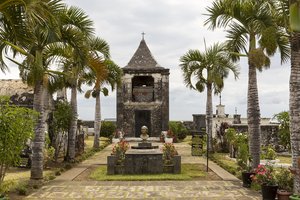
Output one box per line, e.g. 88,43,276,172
16,185,27,195
169,121,188,141
276,168,293,191
100,121,116,138
0,96,37,186
261,145,277,160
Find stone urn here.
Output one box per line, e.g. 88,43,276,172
165,138,173,143
112,138,120,143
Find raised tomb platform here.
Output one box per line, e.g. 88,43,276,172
107,141,181,175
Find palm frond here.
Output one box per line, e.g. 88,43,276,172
89,37,110,59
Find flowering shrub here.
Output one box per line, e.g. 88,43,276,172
111,141,130,164
162,143,178,164
251,164,277,186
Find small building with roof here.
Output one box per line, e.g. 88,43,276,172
117,38,170,137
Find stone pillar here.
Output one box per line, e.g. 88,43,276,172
193,114,206,131
216,104,225,118
161,74,169,131
233,114,241,124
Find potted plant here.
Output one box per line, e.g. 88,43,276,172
251,164,278,200
111,140,130,172
237,143,254,188
275,168,293,200
162,143,178,172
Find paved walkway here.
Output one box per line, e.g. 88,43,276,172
26,141,261,199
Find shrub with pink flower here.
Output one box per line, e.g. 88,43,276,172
251,164,277,186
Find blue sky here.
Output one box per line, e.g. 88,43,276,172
0,0,290,120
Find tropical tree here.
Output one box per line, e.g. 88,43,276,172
46,36,110,160
274,111,290,151
4,0,65,181
85,58,122,148
180,42,239,152
0,0,28,72
288,0,300,194
46,7,94,161
205,0,289,168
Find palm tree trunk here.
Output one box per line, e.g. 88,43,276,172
247,60,261,169
93,90,101,149
30,81,46,180
289,32,300,194
206,83,213,152
66,85,78,161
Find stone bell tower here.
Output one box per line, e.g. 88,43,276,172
117,37,169,137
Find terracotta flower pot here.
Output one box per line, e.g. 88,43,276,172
277,190,292,200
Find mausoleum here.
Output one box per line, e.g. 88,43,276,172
117,38,170,137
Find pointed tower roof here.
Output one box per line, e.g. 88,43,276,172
125,39,162,69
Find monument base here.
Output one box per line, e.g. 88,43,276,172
124,149,163,174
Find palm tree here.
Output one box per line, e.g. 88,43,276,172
180,42,239,152
288,0,300,195
85,58,122,148
4,0,65,181
46,36,110,160
205,0,289,168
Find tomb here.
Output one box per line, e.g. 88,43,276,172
116,38,170,137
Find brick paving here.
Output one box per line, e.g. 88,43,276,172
26,142,261,200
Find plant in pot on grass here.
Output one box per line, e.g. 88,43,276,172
275,167,293,200
237,143,254,188
251,164,278,200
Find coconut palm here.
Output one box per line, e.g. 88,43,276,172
205,0,289,168
180,42,239,152
85,58,122,148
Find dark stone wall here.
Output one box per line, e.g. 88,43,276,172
230,124,279,146
117,70,169,137
161,74,169,131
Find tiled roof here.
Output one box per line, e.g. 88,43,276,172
125,39,162,69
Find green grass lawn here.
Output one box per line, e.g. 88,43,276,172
90,164,208,181
1,136,110,195
277,155,291,164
